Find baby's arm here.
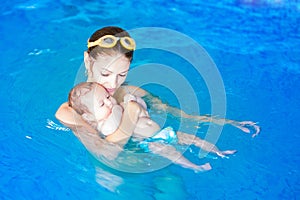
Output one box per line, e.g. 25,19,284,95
105,101,141,146
123,94,160,138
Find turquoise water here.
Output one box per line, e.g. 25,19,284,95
1,0,299,199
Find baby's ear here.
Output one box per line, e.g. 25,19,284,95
81,113,94,122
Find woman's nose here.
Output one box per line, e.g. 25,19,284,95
108,75,118,88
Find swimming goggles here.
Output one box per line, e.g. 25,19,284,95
87,35,136,50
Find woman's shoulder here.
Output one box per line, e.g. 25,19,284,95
120,85,148,97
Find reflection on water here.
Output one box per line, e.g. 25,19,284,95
91,140,177,173
95,166,124,193
90,155,187,198
153,175,187,200
4,0,298,198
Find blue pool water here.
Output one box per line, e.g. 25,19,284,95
1,0,299,199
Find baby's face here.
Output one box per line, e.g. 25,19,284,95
85,85,117,122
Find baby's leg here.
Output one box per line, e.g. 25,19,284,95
176,132,237,158
133,117,160,138
147,142,211,172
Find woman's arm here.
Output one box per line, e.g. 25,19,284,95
69,123,123,161
55,102,86,126
123,85,260,137
56,101,142,146
55,101,142,159
55,106,121,160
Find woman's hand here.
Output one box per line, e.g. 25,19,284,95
232,121,260,138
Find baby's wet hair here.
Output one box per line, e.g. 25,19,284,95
68,82,95,115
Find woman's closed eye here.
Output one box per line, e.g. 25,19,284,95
119,72,127,77
101,73,110,77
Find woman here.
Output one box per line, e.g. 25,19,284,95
55,26,259,160
56,26,146,146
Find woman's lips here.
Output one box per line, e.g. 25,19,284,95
106,88,115,94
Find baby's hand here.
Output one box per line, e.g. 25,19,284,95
123,94,137,104
123,94,148,110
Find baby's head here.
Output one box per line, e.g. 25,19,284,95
68,82,114,128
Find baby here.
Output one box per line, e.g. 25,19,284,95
68,82,165,139
68,82,236,172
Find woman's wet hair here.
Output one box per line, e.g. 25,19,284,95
87,26,134,62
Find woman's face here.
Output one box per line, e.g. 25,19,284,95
85,52,130,95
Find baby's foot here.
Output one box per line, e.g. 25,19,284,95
216,150,237,158
195,162,212,173
222,150,237,155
